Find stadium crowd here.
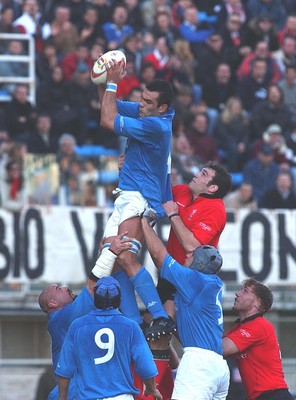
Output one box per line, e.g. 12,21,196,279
0,0,296,209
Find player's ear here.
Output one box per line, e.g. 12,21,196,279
208,184,218,194
158,103,169,114
48,299,58,309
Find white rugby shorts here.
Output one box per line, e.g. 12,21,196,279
172,347,230,400
103,190,148,238
100,394,133,400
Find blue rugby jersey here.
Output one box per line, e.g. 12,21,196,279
48,287,95,399
114,100,174,218
161,254,224,354
56,309,158,399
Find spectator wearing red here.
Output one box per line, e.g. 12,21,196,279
237,40,282,83
117,55,140,100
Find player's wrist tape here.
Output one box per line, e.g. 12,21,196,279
106,82,117,92
168,213,178,220
91,247,117,279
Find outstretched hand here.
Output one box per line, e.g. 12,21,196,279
109,231,132,255
141,208,157,227
106,59,126,84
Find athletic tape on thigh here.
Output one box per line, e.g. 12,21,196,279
102,239,141,254
126,238,142,254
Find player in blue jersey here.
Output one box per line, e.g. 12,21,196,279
141,214,230,400
38,234,132,400
91,59,176,338
56,276,162,400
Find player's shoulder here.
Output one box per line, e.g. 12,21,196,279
172,184,190,196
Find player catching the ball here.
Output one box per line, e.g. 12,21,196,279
90,54,176,339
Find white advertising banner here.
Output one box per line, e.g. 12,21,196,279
0,206,296,285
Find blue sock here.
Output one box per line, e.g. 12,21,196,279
130,267,168,319
113,270,143,324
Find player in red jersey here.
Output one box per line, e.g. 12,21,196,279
133,332,179,400
157,161,232,305
223,278,293,400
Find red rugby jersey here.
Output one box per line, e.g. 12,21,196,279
167,184,226,264
225,314,288,400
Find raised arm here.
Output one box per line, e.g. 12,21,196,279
141,217,168,270
162,201,201,253
99,61,125,131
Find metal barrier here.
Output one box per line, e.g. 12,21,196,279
0,33,36,104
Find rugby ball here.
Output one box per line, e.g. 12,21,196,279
91,50,126,85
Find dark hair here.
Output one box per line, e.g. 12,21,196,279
146,79,174,107
5,160,23,189
242,278,273,313
205,161,232,198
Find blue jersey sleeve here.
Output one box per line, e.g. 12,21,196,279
55,322,77,379
116,100,140,118
160,254,205,302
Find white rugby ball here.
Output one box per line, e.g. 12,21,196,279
91,50,126,85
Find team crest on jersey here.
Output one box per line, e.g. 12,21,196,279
239,328,251,338
188,209,198,219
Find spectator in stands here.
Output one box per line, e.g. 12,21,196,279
0,159,27,212
169,38,200,103
237,57,270,112
117,55,140,100
178,5,213,54
142,35,173,80
0,39,28,95
223,181,258,209
186,112,220,164
252,123,289,165
278,14,296,46
102,3,134,50
141,0,171,29
36,65,78,137
5,84,36,142
272,36,296,76
35,38,59,84
49,4,79,56
245,0,287,31
243,143,279,202
57,133,82,186
195,32,231,86
77,5,103,48
152,9,180,49
13,0,51,52
237,41,282,83
171,133,203,183
259,169,296,208
0,6,17,36
214,96,250,172
138,62,157,91
64,61,99,144
219,12,252,75
202,62,237,112
245,14,279,52
67,0,88,31
216,0,247,27
27,113,58,154
250,83,293,142
120,34,142,75
123,0,144,33
61,43,93,81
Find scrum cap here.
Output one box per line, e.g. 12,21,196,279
94,276,121,310
189,245,223,274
